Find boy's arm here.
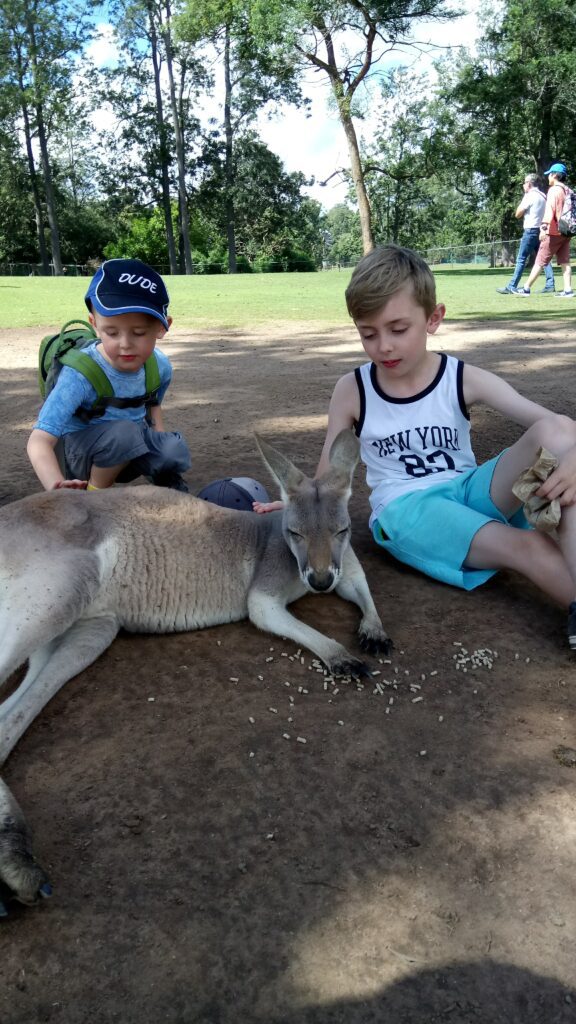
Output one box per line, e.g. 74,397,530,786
464,363,576,504
27,429,87,491
463,363,557,427
147,404,164,431
314,372,361,478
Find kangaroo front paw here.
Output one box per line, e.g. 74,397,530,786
0,813,51,917
325,650,370,679
358,627,393,657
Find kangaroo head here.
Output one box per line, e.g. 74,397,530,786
255,430,359,593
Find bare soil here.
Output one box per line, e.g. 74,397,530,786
1,318,575,1024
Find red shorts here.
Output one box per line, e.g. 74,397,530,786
537,233,571,266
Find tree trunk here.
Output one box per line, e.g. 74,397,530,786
302,15,376,255
35,108,63,274
26,16,63,274
536,83,555,176
148,6,178,274
223,22,237,274
16,52,49,273
162,3,193,275
337,103,374,254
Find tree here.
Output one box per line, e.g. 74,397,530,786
430,0,576,245
177,0,304,272
194,132,317,266
106,0,205,274
0,0,95,273
252,0,456,254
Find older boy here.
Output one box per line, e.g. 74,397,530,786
27,258,191,492
519,162,574,298
496,172,555,294
256,244,576,649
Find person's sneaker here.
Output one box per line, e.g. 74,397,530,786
496,285,518,294
540,286,555,293
516,287,531,295
555,290,575,298
150,471,190,493
568,602,576,650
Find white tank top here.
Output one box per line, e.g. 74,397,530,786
354,354,477,525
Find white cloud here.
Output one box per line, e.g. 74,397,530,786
85,23,120,68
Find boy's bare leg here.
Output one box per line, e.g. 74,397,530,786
88,462,129,489
466,521,575,605
466,417,576,604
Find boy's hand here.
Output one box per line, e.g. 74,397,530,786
537,447,576,506
52,479,88,491
253,500,284,514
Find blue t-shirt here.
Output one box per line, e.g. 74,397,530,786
35,341,172,437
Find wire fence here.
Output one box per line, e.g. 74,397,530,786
322,238,576,271
2,238,576,277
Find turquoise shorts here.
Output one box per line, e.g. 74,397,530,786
372,454,531,591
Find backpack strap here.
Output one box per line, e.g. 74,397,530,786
59,348,115,399
144,354,161,396
60,350,163,423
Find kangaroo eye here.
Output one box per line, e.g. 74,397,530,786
335,528,350,538
287,529,303,541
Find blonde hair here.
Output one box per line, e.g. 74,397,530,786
345,244,437,319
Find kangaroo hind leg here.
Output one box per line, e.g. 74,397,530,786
0,611,119,915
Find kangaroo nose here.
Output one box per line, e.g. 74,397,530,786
307,570,335,592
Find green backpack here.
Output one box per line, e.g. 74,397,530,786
38,319,162,423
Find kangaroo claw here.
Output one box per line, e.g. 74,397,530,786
358,630,394,656
326,654,370,679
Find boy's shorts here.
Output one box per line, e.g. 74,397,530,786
62,420,191,482
537,233,571,267
372,454,531,591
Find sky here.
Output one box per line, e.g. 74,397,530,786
86,1,485,211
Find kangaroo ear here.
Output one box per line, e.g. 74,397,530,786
254,434,306,499
325,429,359,486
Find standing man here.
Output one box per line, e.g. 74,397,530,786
497,173,555,294
519,162,573,298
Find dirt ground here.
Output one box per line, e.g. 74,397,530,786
1,317,576,1024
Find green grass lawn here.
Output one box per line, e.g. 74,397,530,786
1,266,575,330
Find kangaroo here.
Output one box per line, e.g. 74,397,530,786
0,429,391,916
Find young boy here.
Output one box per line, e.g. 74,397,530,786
27,258,191,493
256,244,576,649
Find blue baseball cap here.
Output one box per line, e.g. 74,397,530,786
544,162,567,175
85,258,170,328
197,477,270,511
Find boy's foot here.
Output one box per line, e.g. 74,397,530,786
555,290,574,298
540,285,555,293
568,602,576,651
151,471,190,493
496,285,518,294
516,287,531,295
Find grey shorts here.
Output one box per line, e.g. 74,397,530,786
62,419,191,482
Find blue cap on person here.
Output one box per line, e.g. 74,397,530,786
197,477,270,511
85,258,170,329
544,162,568,175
